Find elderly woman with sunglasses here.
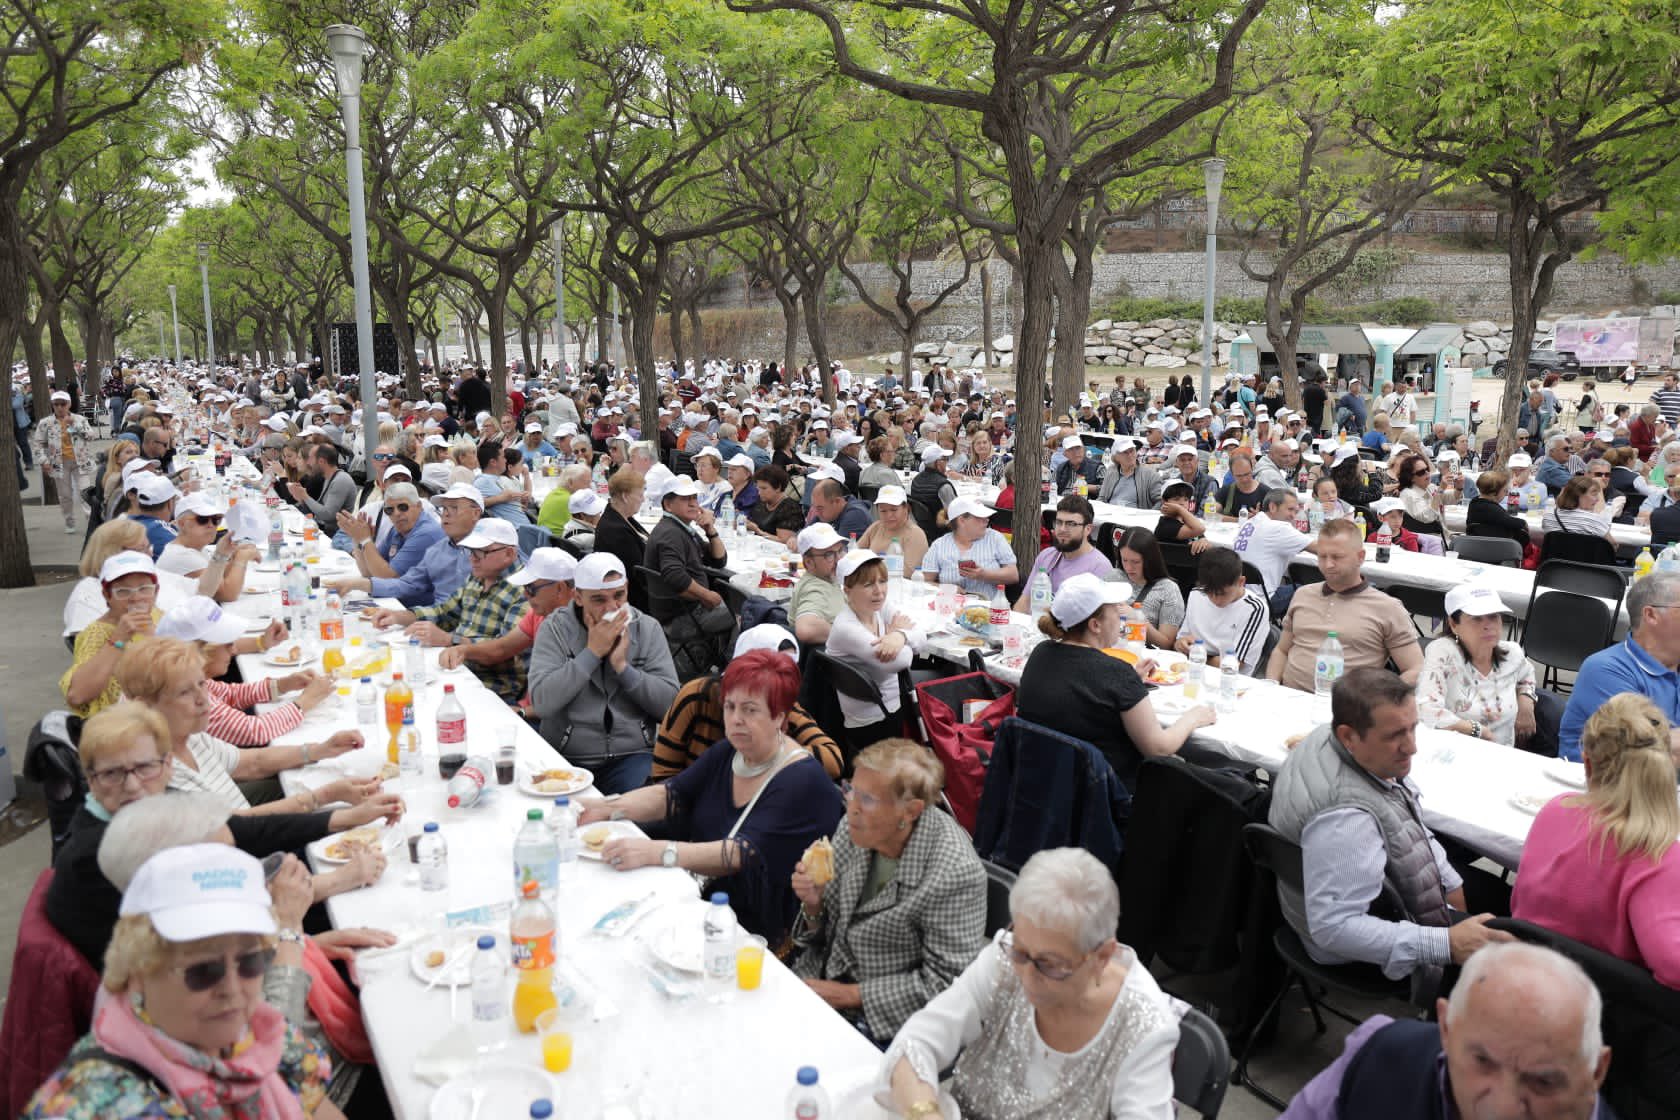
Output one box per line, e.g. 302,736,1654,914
335,481,444,584
24,843,345,1120
881,847,1179,1120
789,740,986,1041
156,493,261,597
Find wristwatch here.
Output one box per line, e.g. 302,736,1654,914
276,928,304,946
660,842,679,868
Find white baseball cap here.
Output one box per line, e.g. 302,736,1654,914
833,431,863,449
100,551,157,584
1507,453,1533,469
724,453,756,472
174,492,226,520
525,422,544,433
422,434,450,449
920,445,952,465
874,484,908,506
661,477,702,500
734,624,798,661
439,482,486,509
458,518,519,549
1330,445,1361,468
157,595,249,644
383,463,413,480
692,445,723,461
568,489,606,517
796,522,845,554
1436,449,1461,463
1173,444,1199,459
1369,496,1405,516
1444,584,1509,618
810,419,830,430
573,551,627,590
506,547,577,586
50,390,70,403
1060,435,1085,451
947,496,996,521
135,475,180,506
836,548,882,581
1109,437,1139,455
1049,572,1132,630
807,462,845,484
119,844,275,942
121,458,161,486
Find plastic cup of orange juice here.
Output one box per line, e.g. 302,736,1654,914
735,935,767,991
536,1009,572,1073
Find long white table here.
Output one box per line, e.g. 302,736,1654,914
237,605,884,1118
1441,504,1651,550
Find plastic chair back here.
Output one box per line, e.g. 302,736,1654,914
1452,535,1523,567
0,870,100,1117
1538,531,1619,569
981,859,1016,939
1173,1007,1231,1119
516,522,553,556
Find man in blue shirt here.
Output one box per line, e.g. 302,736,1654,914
131,474,180,558
1558,570,1680,761
331,483,485,608
1336,379,1368,435
809,478,873,540
1536,434,1576,493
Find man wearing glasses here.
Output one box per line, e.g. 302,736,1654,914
790,523,850,646
1558,570,1680,763
330,483,485,608
1013,496,1112,611
439,546,575,709
368,518,530,705
335,479,444,594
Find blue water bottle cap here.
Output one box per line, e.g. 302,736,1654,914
797,1066,819,1086
710,892,729,906
423,822,438,833
476,934,495,950
529,1102,553,1119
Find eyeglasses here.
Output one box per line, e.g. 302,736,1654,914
176,947,276,993
108,583,158,601
386,502,413,514
467,545,513,559
372,453,394,461
186,514,223,527
1000,926,1089,982
87,757,168,788
1052,519,1089,530
839,779,888,812
521,580,556,597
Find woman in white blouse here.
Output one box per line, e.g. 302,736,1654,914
691,446,732,511
1541,474,1620,543
880,847,1179,1120
1416,584,1538,748
825,550,926,737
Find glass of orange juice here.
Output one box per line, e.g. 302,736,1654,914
735,935,767,991
535,1009,572,1073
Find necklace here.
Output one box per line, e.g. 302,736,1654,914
732,742,789,778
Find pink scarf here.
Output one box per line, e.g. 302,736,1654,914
91,989,309,1120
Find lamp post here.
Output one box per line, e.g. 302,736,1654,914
551,219,565,374
1198,157,1226,409
196,243,216,372
167,284,182,369
325,23,379,467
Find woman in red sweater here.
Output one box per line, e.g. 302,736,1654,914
1512,692,1680,987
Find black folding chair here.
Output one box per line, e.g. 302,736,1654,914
1452,535,1523,567
1520,588,1618,691
1095,521,1126,567
516,523,553,555
1531,558,1628,605
857,482,880,505
1538,531,1619,569
980,859,1016,939
1383,583,1448,642
1173,1007,1232,1120
1234,823,1414,1109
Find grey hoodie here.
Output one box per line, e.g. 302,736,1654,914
527,602,679,764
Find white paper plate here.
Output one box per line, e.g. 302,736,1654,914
311,827,383,866
519,766,594,798
1509,792,1550,816
429,1064,554,1120
263,647,308,667
577,819,646,860
410,926,504,988
642,906,706,974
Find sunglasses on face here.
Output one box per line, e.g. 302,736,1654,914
372,453,394,462
187,515,223,527
521,580,556,597
467,545,513,559
386,502,413,514
176,947,276,993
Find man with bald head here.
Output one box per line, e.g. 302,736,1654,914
1282,941,1614,1119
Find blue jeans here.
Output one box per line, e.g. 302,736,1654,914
108,396,124,431
588,752,654,795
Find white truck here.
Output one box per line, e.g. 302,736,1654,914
1550,315,1675,372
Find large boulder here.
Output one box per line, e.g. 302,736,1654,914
1147,317,1179,330
912,341,942,357
992,334,1014,353
1462,338,1488,355
1144,353,1188,368
1132,327,1164,339
1464,320,1500,337
1114,321,1141,331
1092,319,1113,332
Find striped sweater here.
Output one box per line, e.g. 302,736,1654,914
653,675,842,781
205,679,305,746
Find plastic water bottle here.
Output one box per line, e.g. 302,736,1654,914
514,808,559,901
1660,545,1680,575
406,636,428,688
285,559,309,634
1308,505,1324,532
786,1067,832,1120
469,934,509,1053
267,514,283,562
356,677,377,725
1185,639,1207,700
1028,570,1053,622
436,683,467,750
883,536,905,581
989,584,1010,631
703,892,737,998
446,756,493,808
549,797,581,883
399,713,422,778
1314,631,1345,709
720,494,737,537
1636,547,1657,580
1219,651,1239,711
417,822,448,890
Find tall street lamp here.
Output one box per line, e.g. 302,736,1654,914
196,243,216,372
551,219,565,374
1198,157,1226,409
325,23,379,467
167,284,182,369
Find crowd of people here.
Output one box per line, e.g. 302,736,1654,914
8,348,1671,1120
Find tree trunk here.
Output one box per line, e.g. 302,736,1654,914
1496,195,1566,464
669,302,687,376
1050,252,1091,418
520,320,535,375
901,319,919,390
687,302,702,359
484,292,509,415
1008,244,1056,573
776,288,799,379
630,286,662,434
1264,284,1305,413
594,302,610,366
800,285,836,406
980,259,995,369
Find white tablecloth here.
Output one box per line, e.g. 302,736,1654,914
233,606,884,1119
1441,505,1650,550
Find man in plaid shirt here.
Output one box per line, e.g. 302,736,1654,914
374,518,530,704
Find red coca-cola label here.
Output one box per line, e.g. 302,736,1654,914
438,717,466,745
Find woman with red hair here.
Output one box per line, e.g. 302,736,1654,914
579,649,843,943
